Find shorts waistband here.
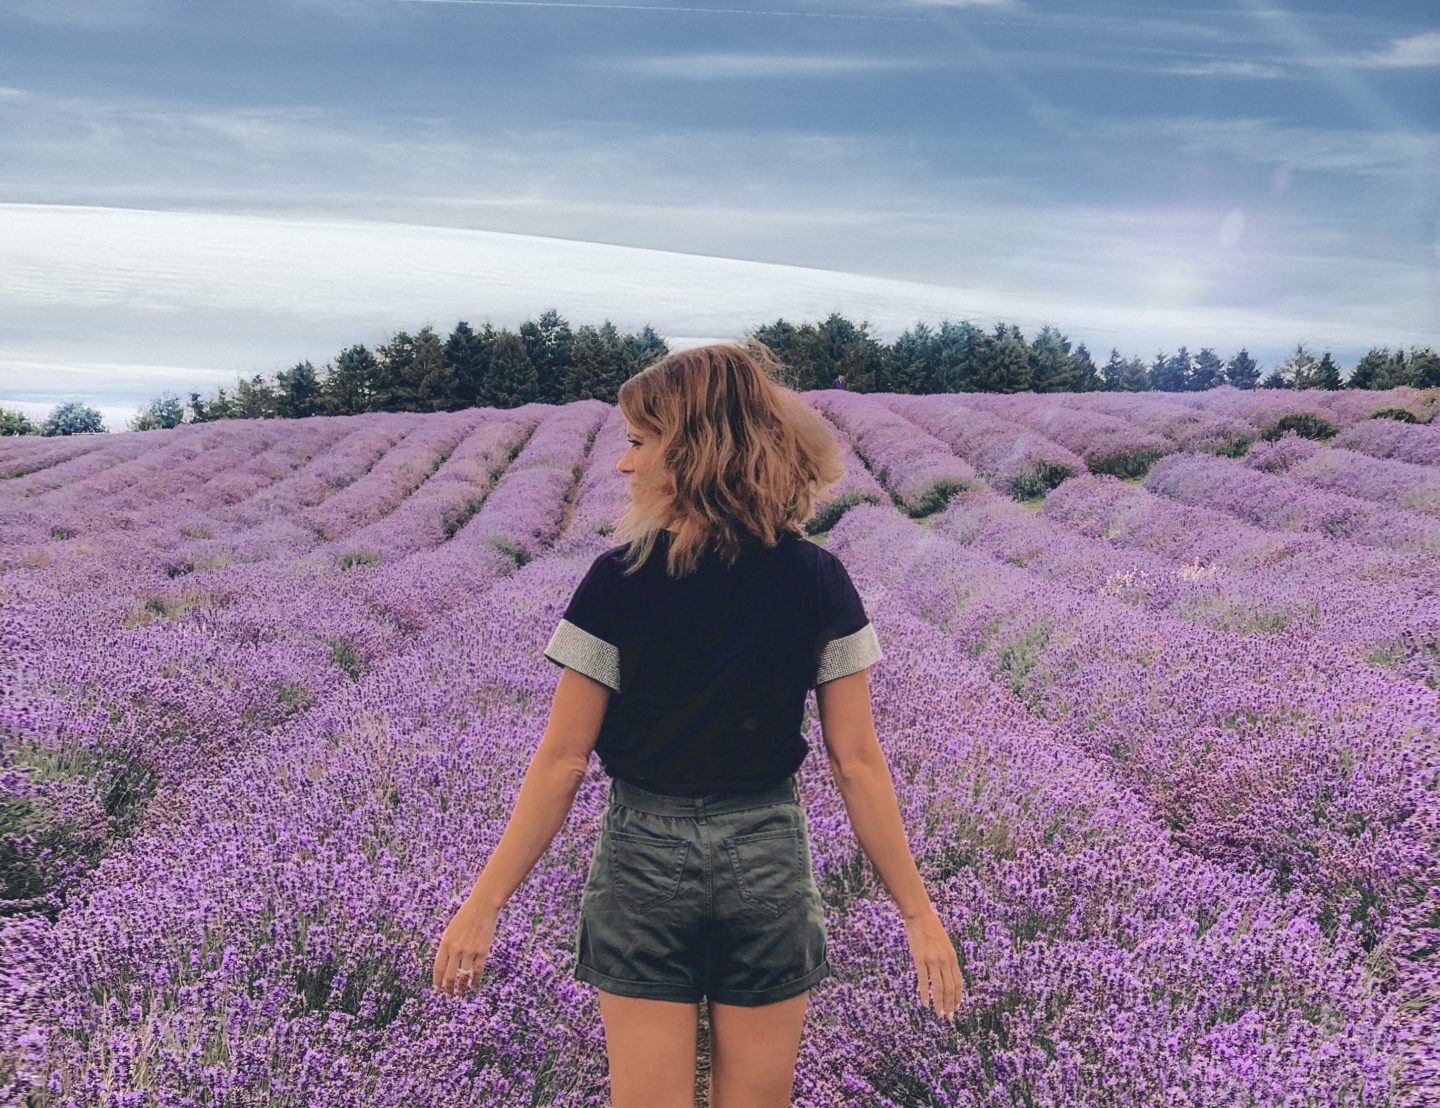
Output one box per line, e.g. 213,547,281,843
608,775,800,817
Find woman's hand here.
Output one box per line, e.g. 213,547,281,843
903,907,964,1020
432,897,500,999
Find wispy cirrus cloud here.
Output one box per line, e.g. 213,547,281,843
606,52,934,78
1154,60,1287,80
1351,30,1440,69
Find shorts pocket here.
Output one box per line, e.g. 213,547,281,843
607,829,690,913
725,827,806,920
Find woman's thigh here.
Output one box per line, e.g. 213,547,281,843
597,991,700,1108
708,990,810,1108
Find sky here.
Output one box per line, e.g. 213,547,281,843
0,0,1436,431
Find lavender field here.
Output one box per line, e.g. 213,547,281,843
2,385,1438,1107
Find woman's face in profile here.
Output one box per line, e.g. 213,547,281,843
617,422,659,491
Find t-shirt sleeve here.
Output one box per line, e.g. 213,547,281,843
543,553,622,692
812,553,883,688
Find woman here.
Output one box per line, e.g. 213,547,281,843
433,341,963,1106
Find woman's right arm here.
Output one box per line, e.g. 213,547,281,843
816,668,965,1019
815,669,932,918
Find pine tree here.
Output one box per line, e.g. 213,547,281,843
885,323,937,394
934,321,984,392
1283,343,1318,390
482,329,539,408
413,325,458,412
275,360,322,418
324,344,380,415
233,373,278,418
445,321,490,411
1313,351,1342,390
1191,348,1225,391
1027,324,1074,392
973,324,1032,393
1225,349,1260,389
520,309,576,404
1069,343,1101,391
1346,348,1387,389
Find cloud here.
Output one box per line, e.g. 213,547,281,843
387,0,938,23
608,52,934,78
0,0,167,28
1155,60,1287,79
1083,114,1440,178
1351,30,1440,69
2,202,1433,426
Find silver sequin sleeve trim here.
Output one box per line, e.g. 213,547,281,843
543,618,622,692
814,622,883,687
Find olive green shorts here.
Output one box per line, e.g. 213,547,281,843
574,774,831,1007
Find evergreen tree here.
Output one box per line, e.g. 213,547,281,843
1372,347,1421,389
1260,363,1290,389
1410,346,1440,388
1191,347,1225,391
806,313,883,392
412,325,458,412
374,330,419,411
520,309,576,404
1027,324,1074,392
934,320,985,392
324,344,380,415
127,390,186,431
206,386,235,421
185,391,213,423
445,322,491,411
1346,347,1387,389
884,322,938,394
1282,343,1318,389
621,324,669,380
748,319,808,383
1099,349,1127,391
564,323,624,403
1313,351,1342,390
41,401,106,435
1150,349,1188,391
233,373,278,418
275,360,322,418
1117,353,1150,392
972,324,1032,393
1225,348,1260,389
1069,343,1102,391
482,329,540,408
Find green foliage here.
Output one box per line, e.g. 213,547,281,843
1260,413,1339,442
127,390,186,432
83,308,1423,425
1370,406,1422,423
1007,460,1076,500
1,405,37,435
1225,348,1260,389
40,401,106,436
804,489,885,535
1087,446,1166,480
328,636,363,681
337,550,380,570
3,739,159,921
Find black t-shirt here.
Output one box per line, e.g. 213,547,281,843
543,528,883,796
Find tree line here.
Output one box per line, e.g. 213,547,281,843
3,309,1435,435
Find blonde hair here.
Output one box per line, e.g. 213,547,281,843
613,340,845,579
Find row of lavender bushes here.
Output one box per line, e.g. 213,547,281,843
1,386,1436,1103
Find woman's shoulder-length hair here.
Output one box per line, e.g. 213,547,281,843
611,339,846,579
